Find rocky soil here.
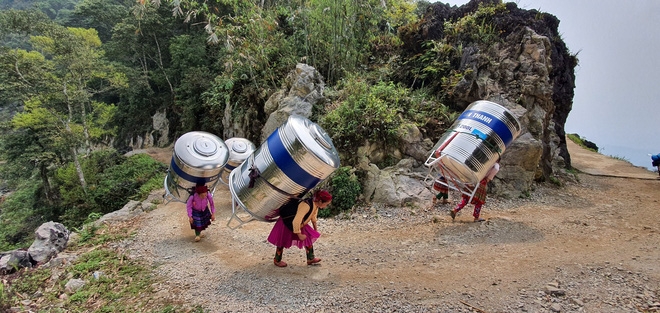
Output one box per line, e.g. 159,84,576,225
119,144,660,313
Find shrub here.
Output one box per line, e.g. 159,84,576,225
318,166,361,218
567,133,598,152
55,150,166,228
320,79,407,158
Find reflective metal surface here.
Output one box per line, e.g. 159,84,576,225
229,115,340,222
430,100,521,185
221,137,256,184
164,131,229,202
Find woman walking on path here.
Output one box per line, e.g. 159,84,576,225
450,159,500,222
267,190,333,267
187,185,216,242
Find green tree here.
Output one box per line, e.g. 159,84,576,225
1,20,125,196
168,34,217,132
67,0,132,43
105,3,194,142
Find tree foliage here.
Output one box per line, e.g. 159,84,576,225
0,181,44,251
54,150,166,227
0,0,476,247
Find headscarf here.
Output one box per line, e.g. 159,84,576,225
195,185,209,194
313,189,332,203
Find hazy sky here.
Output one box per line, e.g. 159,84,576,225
437,0,660,169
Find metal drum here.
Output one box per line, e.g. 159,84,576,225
228,115,340,223
164,131,229,202
431,100,521,185
220,137,256,184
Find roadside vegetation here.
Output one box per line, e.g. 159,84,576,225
566,133,598,152
1,221,198,312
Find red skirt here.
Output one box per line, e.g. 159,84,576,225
267,218,320,249
470,180,488,205
433,179,448,193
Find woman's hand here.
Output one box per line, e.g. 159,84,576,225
188,217,193,224
297,233,307,241
211,213,216,221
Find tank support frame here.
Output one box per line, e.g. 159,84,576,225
424,150,478,205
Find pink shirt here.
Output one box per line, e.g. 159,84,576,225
186,193,215,217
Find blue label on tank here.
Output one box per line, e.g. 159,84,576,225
458,110,514,146
471,128,487,140
267,128,320,189
170,159,213,185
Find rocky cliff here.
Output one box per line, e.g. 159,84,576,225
393,0,577,198
142,0,578,206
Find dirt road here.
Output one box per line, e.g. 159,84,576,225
127,143,660,312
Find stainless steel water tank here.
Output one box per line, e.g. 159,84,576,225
220,137,256,184
228,115,340,222
164,131,229,202
431,100,521,185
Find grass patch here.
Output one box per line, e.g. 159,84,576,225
608,155,630,163
567,133,598,152
2,222,191,312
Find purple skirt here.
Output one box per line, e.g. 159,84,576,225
267,218,320,249
190,208,211,232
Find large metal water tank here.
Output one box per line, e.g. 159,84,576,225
220,137,256,185
228,115,340,222
430,100,521,185
164,131,229,202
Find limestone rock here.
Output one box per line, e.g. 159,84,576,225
260,63,326,142
362,159,434,207
27,222,69,264
64,278,86,294
0,250,33,274
152,109,170,147
94,200,143,226
397,2,577,199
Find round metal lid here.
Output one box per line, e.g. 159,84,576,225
193,137,218,156
224,137,256,163
232,141,247,153
173,131,229,170
287,115,340,168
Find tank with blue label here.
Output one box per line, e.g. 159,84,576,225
164,131,229,202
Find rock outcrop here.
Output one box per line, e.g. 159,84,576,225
260,63,327,143
1,222,69,274
394,0,577,198
27,222,69,264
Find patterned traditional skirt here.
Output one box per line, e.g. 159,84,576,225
267,218,320,249
470,180,489,205
190,208,212,232
433,177,449,193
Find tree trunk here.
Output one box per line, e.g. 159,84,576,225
40,163,54,205
63,82,88,193
71,147,88,193
80,101,91,154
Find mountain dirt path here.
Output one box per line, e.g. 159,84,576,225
127,144,660,312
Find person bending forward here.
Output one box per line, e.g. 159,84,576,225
267,190,333,267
